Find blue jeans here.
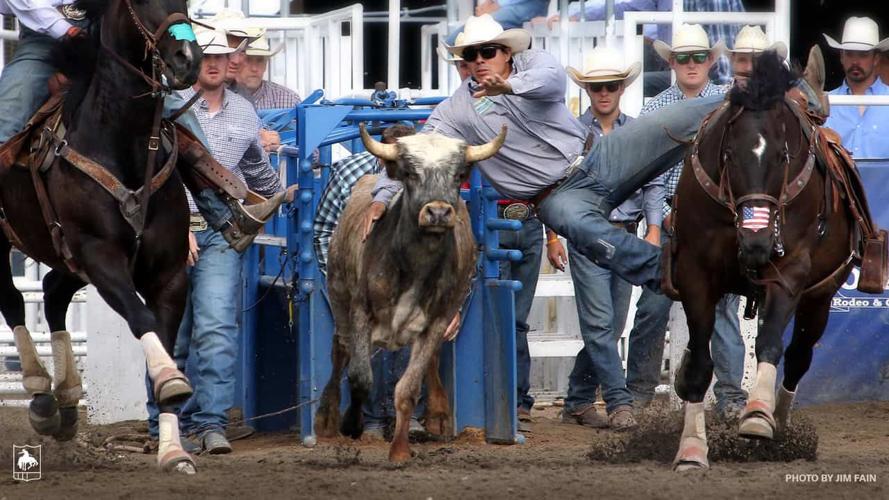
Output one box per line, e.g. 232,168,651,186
146,228,243,436
536,95,725,290
446,0,549,44
564,241,634,414
625,259,746,411
499,216,543,411
363,347,424,426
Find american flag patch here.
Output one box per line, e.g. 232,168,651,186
741,206,771,231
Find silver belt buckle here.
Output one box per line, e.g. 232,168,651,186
189,214,208,232
502,203,530,221
566,155,584,177
60,5,87,20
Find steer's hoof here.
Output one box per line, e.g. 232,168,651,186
423,412,452,437
739,415,775,440
29,393,61,436
52,406,79,442
388,444,413,463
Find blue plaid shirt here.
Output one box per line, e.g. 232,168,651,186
313,151,381,276
640,81,728,215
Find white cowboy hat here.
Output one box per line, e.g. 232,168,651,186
823,16,888,52
245,33,283,58
196,28,246,55
207,9,265,43
444,14,531,58
653,23,726,62
566,46,641,86
437,33,466,62
729,25,788,59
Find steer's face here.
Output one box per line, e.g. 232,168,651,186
389,135,470,233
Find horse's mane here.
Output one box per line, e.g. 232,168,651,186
729,51,799,111
51,0,110,122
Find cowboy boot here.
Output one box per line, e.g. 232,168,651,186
222,191,289,253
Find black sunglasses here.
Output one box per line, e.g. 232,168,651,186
588,81,622,93
673,52,710,65
462,45,504,62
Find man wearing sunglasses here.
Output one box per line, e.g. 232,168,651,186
546,47,662,430
624,23,749,419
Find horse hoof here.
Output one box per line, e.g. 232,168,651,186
157,378,193,406
29,393,61,436
673,440,709,472
313,407,341,438
739,416,775,440
340,418,364,439
674,460,710,472
52,406,79,442
388,446,412,463
424,413,452,437
159,448,197,475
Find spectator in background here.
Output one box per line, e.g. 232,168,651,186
824,16,889,159
205,9,263,87
236,31,302,152
553,47,662,430
446,0,548,45
624,23,747,418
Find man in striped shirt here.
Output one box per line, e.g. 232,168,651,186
145,29,283,455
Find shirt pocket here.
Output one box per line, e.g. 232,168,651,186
225,124,255,148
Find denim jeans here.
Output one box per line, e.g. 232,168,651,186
446,0,549,44
564,242,634,414
626,266,746,411
536,95,725,290
499,216,543,411
146,228,243,436
363,347,424,426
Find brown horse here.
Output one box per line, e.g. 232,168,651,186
666,51,881,470
0,0,201,473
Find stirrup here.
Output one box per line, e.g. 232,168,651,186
222,191,288,252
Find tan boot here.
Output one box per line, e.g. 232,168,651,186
222,191,289,252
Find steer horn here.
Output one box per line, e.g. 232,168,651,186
359,123,399,161
465,125,508,164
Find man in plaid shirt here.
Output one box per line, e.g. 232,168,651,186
625,23,746,418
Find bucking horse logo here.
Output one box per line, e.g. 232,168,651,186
13,445,42,481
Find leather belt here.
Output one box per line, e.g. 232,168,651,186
498,202,531,221
190,213,208,232
529,155,585,209
611,221,638,234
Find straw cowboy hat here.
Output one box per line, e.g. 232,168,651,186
207,9,265,43
437,33,466,62
196,29,246,55
653,23,726,62
729,25,787,59
566,46,641,86
245,32,283,58
444,14,531,58
823,16,889,52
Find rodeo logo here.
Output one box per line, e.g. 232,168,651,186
12,444,42,481
831,268,889,312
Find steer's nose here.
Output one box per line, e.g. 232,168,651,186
419,201,455,229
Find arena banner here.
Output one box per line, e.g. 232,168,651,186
788,161,889,405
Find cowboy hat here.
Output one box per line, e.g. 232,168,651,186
245,33,283,58
653,23,726,62
729,25,787,59
566,46,641,87
207,9,265,43
823,16,889,52
196,28,246,55
444,14,531,58
437,33,466,62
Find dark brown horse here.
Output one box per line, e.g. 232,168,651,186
0,0,201,472
667,52,880,470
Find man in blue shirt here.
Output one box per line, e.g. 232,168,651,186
824,16,889,159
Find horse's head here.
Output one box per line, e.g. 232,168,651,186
724,52,803,270
99,0,202,89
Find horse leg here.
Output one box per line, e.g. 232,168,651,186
390,324,443,463
673,283,719,472
314,334,349,438
83,248,193,473
739,285,800,440
776,291,832,432
341,308,372,439
0,237,58,435
139,261,197,474
423,346,452,437
42,270,87,441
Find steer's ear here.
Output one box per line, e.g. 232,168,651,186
383,157,406,181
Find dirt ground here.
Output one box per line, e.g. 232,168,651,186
1,401,888,500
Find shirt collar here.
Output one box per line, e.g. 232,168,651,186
585,109,628,129
669,81,718,99
189,87,232,112
839,78,884,96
